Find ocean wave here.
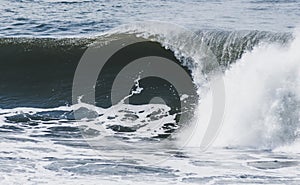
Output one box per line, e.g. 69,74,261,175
0,24,298,152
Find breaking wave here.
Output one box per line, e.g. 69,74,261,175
0,23,299,153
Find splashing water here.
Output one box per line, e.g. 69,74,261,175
211,30,300,151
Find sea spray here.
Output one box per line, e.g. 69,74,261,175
211,30,300,150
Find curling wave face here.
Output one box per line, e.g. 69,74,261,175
0,26,298,153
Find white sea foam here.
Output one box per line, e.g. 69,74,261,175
211,30,300,151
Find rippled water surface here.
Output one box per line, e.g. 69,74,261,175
1,0,300,37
